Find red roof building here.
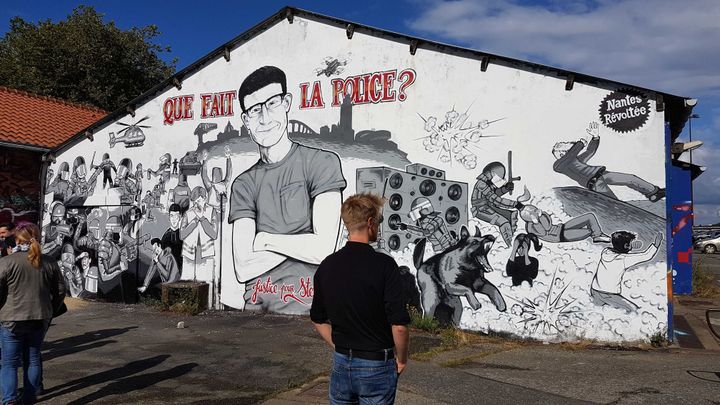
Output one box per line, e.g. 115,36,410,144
0,87,106,224
0,86,106,150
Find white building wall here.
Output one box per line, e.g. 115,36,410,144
44,16,668,343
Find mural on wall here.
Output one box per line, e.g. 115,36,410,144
315,55,349,77
0,148,43,225
41,17,671,342
414,226,506,326
506,233,542,287
590,231,663,313
552,122,665,202
417,106,503,170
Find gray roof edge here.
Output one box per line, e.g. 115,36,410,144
52,5,692,155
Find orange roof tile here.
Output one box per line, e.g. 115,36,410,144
0,87,107,149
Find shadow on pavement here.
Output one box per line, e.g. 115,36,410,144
40,354,172,402
686,370,720,383
42,327,138,361
66,362,199,404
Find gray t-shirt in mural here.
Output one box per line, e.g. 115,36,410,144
229,142,346,314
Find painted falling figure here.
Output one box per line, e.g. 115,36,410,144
519,204,611,244
590,231,663,313
552,121,665,202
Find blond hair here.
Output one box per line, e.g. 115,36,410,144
341,193,385,232
14,223,42,268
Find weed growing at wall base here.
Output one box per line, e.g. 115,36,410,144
140,292,203,315
692,259,720,298
408,306,441,333
649,331,669,348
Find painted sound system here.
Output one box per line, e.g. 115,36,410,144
356,164,468,252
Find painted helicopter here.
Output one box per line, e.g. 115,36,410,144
109,116,150,148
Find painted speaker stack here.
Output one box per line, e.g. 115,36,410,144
356,163,468,252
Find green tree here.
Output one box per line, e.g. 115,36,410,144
0,5,176,111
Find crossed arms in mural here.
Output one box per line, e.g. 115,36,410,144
232,191,342,283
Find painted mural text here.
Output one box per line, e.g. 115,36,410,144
200,91,237,120
249,276,314,306
298,68,417,109
163,94,195,125
599,89,650,133
163,90,237,125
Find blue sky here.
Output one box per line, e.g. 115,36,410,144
3,0,718,223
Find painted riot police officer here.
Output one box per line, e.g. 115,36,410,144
400,197,457,253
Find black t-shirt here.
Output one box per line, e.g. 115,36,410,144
310,241,410,351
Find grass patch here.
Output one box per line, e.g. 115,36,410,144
139,290,203,315
139,296,165,311
408,306,442,333
438,346,517,368
693,258,720,298
408,309,486,361
649,331,670,348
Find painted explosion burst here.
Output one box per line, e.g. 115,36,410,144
417,106,503,170
509,268,584,336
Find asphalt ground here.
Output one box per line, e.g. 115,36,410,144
32,298,720,404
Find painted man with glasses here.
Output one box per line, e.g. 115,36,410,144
229,65,346,314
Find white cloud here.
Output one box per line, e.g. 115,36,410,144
694,204,720,225
409,0,720,217
408,0,720,97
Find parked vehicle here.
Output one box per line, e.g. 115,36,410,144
693,231,720,244
695,235,720,254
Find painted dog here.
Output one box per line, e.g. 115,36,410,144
414,226,507,326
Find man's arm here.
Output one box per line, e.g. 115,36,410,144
480,182,517,210
199,208,219,239
232,218,286,283
312,322,334,349
253,191,342,264
179,213,197,239
624,234,662,268
623,245,659,269
224,156,233,183
393,325,409,374
142,261,158,289
200,161,211,190
538,213,553,232
400,222,424,235
577,137,599,163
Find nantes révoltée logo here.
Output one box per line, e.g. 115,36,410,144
599,88,650,133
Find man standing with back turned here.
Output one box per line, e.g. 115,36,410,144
310,193,410,405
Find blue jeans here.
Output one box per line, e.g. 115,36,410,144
0,323,46,404
330,351,398,405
